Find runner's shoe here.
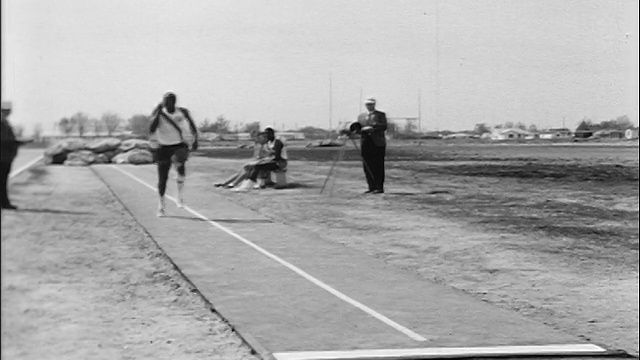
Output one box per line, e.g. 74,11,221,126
157,197,166,217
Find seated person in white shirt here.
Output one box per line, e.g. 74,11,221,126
233,127,287,191
214,132,270,188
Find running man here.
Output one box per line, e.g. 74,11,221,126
149,92,198,216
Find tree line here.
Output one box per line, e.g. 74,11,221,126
56,112,125,137
54,112,264,138
54,111,634,139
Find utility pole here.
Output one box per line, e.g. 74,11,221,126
562,116,566,128
329,73,333,131
418,89,422,133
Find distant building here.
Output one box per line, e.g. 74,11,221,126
200,131,222,141
574,121,593,139
593,129,625,139
490,128,533,140
625,128,639,139
220,132,253,141
443,132,475,139
539,128,572,139
278,132,306,141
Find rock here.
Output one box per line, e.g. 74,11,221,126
44,151,68,165
86,138,122,153
111,152,130,164
119,139,151,152
93,153,110,164
43,139,87,165
61,139,87,152
127,149,154,165
102,148,123,161
67,150,97,165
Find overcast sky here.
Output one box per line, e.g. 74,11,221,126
2,0,638,134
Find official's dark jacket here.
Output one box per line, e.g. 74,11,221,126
1,119,19,163
357,110,387,148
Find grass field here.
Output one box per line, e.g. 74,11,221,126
193,141,638,354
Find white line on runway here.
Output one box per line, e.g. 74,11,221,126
110,165,428,342
272,344,608,360
10,155,44,179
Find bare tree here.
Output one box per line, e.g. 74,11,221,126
101,112,122,136
474,123,491,134
92,117,104,134
58,117,75,135
71,112,90,137
403,120,417,133
213,115,231,134
127,114,151,137
515,122,527,130
242,121,261,133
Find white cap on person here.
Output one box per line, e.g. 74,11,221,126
364,97,376,104
1,101,12,110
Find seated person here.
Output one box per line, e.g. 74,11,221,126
214,132,270,188
233,126,287,191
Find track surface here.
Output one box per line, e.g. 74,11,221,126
92,164,628,360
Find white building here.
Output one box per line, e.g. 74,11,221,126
539,128,572,139
490,128,533,140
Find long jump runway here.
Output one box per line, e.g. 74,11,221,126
93,165,631,360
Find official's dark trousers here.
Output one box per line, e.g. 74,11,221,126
1,161,13,207
361,141,385,192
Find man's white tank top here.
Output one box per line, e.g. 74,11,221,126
155,108,195,146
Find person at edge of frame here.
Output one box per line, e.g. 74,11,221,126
148,92,199,217
1,101,33,210
355,97,387,194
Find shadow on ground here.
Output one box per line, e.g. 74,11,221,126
14,208,96,216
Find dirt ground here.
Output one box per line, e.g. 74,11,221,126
1,166,259,360
1,142,638,358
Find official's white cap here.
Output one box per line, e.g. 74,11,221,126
1,101,12,110
364,97,376,104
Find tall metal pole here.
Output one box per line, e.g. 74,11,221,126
434,0,440,131
418,89,422,133
329,73,333,131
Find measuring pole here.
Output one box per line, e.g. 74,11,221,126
329,73,333,131
418,89,422,133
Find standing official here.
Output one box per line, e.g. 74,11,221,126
356,97,387,194
1,101,30,209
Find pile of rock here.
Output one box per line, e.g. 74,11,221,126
44,138,155,166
